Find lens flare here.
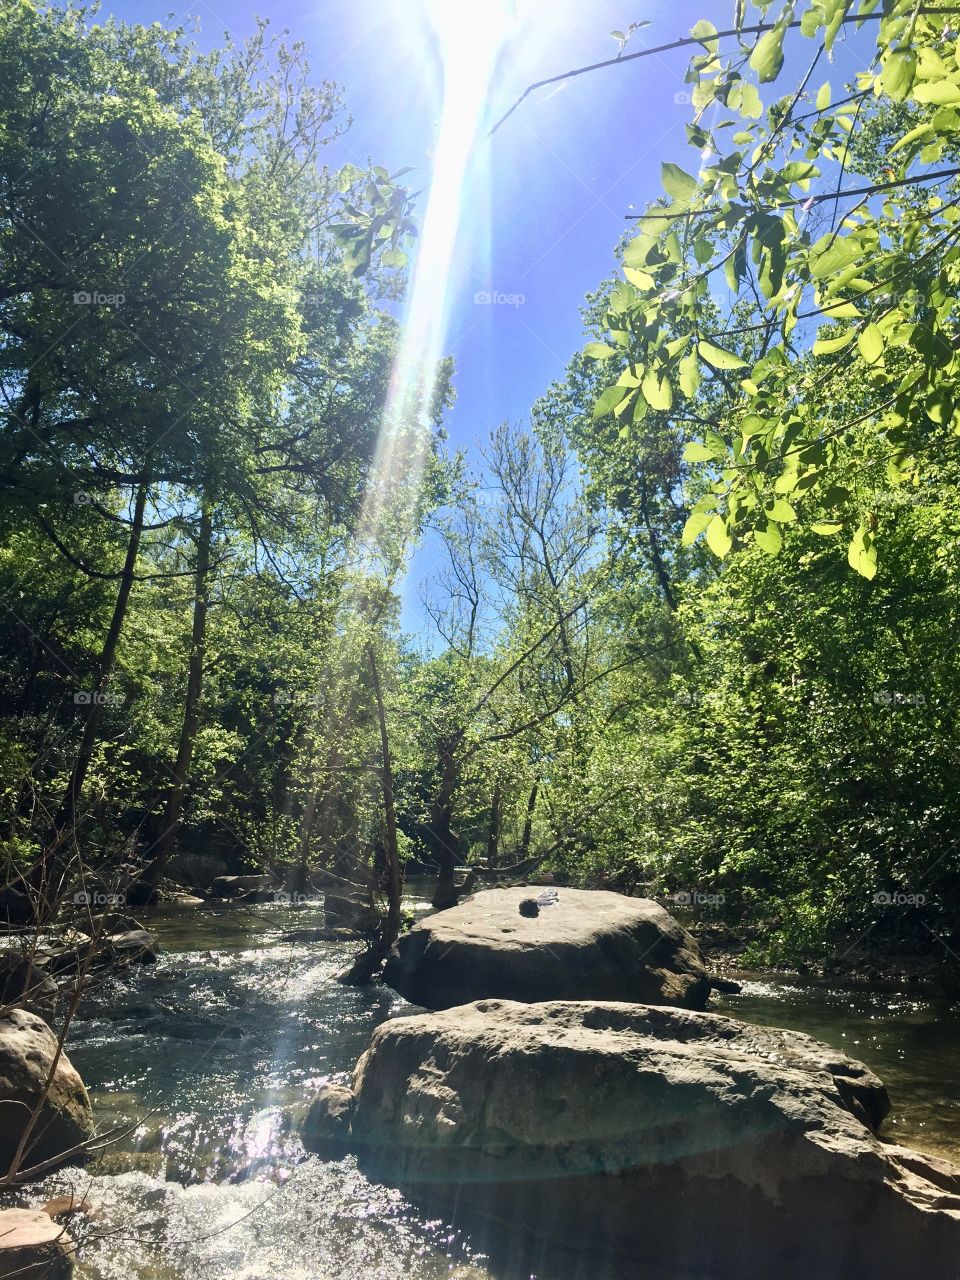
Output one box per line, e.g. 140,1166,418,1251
355,0,517,569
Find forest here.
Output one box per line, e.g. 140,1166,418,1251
2,3,960,1278
2,0,957,973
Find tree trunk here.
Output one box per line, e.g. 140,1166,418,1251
485,778,502,869
337,646,402,987
37,478,150,904
519,780,539,858
430,745,459,909
141,497,213,891
291,779,318,896
367,645,402,947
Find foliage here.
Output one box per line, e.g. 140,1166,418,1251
588,1,960,583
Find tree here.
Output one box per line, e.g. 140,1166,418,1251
573,2,960,582
0,4,422,916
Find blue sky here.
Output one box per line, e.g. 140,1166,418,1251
95,1,876,630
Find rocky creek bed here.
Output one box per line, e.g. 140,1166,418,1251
1,892,959,1278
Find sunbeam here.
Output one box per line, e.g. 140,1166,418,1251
355,0,519,568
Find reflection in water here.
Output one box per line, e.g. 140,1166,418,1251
5,901,960,1279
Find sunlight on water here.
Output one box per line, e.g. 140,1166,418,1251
717,978,960,1162
35,1164,492,1280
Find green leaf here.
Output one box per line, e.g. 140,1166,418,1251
623,233,655,268
623,266,655,289
857,323,885,364
379,247,408,268
679,351,701,398
810,235,862,279
754,522,783,555
661,162,699,201
583,342,618,360
682,511,713,545
926,387,953,425
698,340,747,370
593,385,629,418
913,80,960,106
847,525,877,579
750,27,786,83
765,498,797,524
691,19,719,49
780,161,819,184
811,521,844,536
739,82,764,119
800,8,821,36
683,442,720,462
822,300,862,319
813,329,855,356
889,121,935,156
816,81,832,110
642,368,674,411
879,48,917,102
706,514,733,559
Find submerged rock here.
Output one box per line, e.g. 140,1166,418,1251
383,886,710,1010
324,891,380,933
0,1208,74,1277
302,998,959,1278
0,1009,94,1178
39,925,157,977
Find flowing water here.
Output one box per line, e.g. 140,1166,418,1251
6,899,960,1279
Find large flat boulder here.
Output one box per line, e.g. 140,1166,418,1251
0,1010,94,1178
383,887,710,1010
302,999,960,1278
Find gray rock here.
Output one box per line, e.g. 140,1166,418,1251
0,951,57,1013
383,887,710,1010
302,999,958,1278
38,925,157,976
0,1208,74,1278
0,884,31,927
0,1009,94,1177
105,929,158,965
209,874,273,899
324,892,380,932
162,891,204,907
